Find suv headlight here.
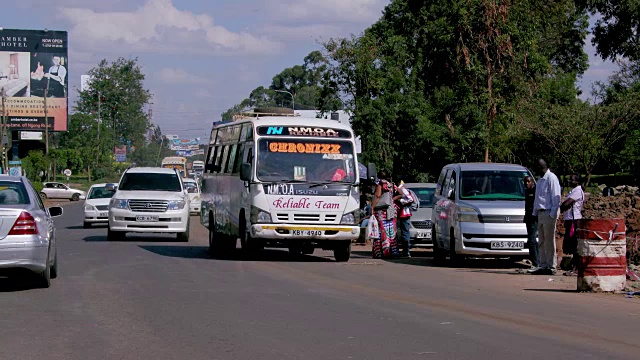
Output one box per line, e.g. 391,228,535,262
167,200,186,210
84,204,96,211
250,206,272,223
458,206,479,223
110,198,129,209
340,212,357,225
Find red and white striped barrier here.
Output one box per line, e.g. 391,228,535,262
577,219,627,292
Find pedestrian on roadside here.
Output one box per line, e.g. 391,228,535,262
395,177,415,258
560,174,585,276
371,169,402,258
523,175,540,272
531,159,562,275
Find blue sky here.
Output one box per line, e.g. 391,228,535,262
4,0,615,140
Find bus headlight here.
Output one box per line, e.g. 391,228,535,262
251,206,272,223
340,212,357,225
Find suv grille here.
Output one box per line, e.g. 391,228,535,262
128,200,168,213
412,220,432,229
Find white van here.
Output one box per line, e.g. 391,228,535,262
432,163,533,261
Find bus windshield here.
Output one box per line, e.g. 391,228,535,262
257,138,356,183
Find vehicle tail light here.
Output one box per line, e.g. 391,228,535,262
8,211,39,235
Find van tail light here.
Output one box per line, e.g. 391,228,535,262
8,211,39,235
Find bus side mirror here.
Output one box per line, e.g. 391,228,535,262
240,163,252,182
367,163,377,182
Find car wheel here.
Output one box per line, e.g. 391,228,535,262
40,192,47,200
50,250,58,279
177,220,190,242
36,255,51,288
83,221,90,229
333,241,351,262
71,193,80,201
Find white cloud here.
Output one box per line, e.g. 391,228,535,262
268,0,386,23
60,0,282,55
157,68,207,84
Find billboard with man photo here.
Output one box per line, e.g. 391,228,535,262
0,28,68,131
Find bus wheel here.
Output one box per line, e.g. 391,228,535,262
333,241,351,262
240,216,262,257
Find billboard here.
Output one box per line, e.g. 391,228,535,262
0,29,68,132
170,144,200,151
171,137,200,146
176,149,204,157
114,146,126,162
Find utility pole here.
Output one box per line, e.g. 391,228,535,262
1,87,7,174
44,87,49,155
274,90,295,113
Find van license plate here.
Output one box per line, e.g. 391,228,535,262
416,231,431,239
136,215,159,222
491,241,524,249
292,230,322,236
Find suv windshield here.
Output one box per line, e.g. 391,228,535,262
459,170,529,200
119,173,182,192
88,186,116,199
257,139,356,183
407,187,436,207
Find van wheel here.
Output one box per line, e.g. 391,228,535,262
449,229,464,261
432,229,445,262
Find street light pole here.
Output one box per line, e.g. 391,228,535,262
274,90,294,112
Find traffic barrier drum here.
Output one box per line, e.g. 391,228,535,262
576,219,627,292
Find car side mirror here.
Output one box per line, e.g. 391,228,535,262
105,183,117,192
240,162,252,182
48,206,63,217
367,163,377,182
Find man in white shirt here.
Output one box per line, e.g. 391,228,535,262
531,159,562,275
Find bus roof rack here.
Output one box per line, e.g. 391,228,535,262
232,111,299,120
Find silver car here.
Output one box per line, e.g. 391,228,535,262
403,183,437,248
0,175,63,288
432,163,533,261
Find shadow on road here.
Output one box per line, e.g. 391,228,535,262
0,271,41,292
523,288,578,293
138,245,334,263
66,225,86,230
352,248,530,271
83,234,183,243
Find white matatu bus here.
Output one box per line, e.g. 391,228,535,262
200,114,374,262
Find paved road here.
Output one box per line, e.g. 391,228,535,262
0,203,638,360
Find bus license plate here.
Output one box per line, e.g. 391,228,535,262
292,230,322,236
136,215,159,222
491,241,524,249
416,231,431,239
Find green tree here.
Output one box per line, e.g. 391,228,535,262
75,58,152,149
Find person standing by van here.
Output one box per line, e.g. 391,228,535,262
523,176,540,271
532,159,562,275
371,169,402,258
560,174,585,276
396,178,415,258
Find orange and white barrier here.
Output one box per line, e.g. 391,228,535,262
577,219,627,292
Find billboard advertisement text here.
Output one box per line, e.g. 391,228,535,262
0,29,69,131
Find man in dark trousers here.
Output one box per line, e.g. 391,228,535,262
524,176,540,272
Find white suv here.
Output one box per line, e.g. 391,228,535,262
107,167,191,242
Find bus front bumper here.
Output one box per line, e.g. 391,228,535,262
251,224,359,241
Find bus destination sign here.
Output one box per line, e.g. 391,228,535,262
257,126,351,138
